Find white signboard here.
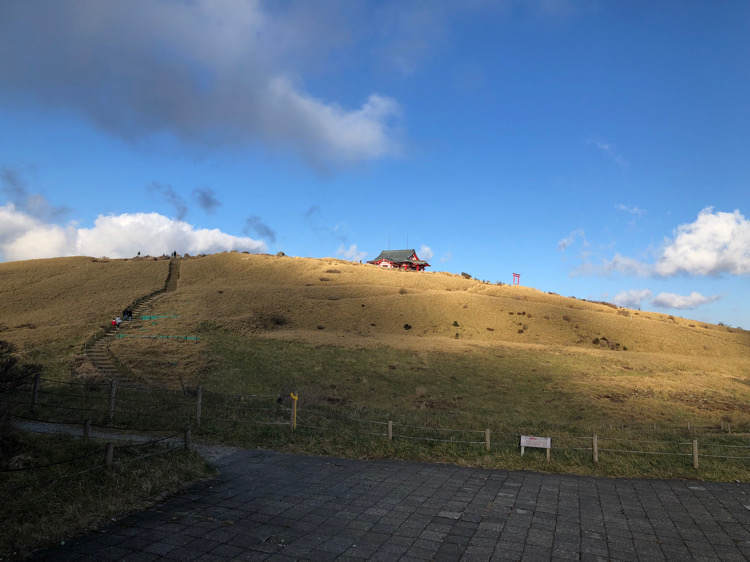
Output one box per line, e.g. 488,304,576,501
520,435,550,449
520,435,551,462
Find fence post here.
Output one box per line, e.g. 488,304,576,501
692,439,699,469
388,420,393,441
184,426,192,451
105,443,114,469
31,373,41,412
83,419,91,441
196,385,203,427
593,434,598,464
290,392,298,431
485,428,490,452
108,379,117,425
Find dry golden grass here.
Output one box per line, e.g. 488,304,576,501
5,252,750,430
103,253,750,429
158,252,748,356
6,252,750,478
0,256,169,374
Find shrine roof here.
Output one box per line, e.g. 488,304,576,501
370,249,430,265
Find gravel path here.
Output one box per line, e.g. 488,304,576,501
13,419,240,464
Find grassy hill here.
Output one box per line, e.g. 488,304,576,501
3,252,750,478
0,256,169,377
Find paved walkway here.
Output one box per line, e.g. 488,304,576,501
34,449,750,561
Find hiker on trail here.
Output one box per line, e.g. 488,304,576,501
122,308,132,321
111,318,117,327
115,316,122,328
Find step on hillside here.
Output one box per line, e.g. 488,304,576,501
81,258,180,379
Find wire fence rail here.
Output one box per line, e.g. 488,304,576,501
8,374,750,472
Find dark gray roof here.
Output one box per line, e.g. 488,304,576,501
369,249,430,265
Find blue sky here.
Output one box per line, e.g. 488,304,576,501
1,1,748,327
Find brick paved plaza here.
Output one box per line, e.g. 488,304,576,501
35,449,750,561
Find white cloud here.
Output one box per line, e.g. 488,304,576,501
612,289,652,308
0,1,400,166
588,138,628,167
418,244,434,260
651,291,720,310
604,254,653,276
655,207,750,276
336,244,367,262
575,208,749,279
575,253,652,277
440,252,452,263
0,204,265,261
557,228,586,251
616,204,646,217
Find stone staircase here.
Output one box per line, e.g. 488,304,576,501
81,258,181,380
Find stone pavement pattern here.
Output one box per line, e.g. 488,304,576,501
35,449,750,561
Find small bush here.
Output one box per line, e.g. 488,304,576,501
403,323,412,330
452,321,460,327
460,272,472,279
319,277,331,282
270,315,287,327
399,288,408,295
325,269,341,274
562,315,571,322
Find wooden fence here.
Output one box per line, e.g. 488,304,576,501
10,375,750,471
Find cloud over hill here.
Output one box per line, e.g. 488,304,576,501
0,204,265,261
0,1,400,166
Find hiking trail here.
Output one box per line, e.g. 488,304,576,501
81,258,181,380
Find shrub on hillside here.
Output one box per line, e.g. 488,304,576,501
460,272,472,279
1,341,40,466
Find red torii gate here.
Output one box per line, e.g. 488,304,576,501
512,272,520,286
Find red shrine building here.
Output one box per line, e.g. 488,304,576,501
367,249,430,271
